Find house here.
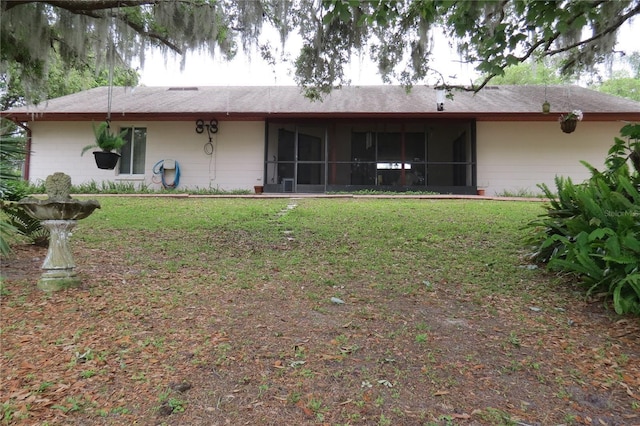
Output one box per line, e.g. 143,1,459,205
3,85,640,195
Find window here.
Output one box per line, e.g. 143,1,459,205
119,127,146,174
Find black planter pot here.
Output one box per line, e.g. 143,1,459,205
93,151,121,169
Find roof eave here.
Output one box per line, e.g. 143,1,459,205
3,111,640,123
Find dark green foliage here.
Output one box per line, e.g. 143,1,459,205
0,128,28,255
81,122,128,155
528,124,640,315
1,179,32,202
0,180,48,248
0,179,48,247
0,201,49,247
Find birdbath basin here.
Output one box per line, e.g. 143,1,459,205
17,199,100,221
17,173,100,291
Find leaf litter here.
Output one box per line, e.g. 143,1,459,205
1,213,640,425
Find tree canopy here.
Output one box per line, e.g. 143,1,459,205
1,0,639,101
1,52,139,110
596,73,640,102
591,52,640,102
481,61,570,86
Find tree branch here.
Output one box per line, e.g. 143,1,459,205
2,0,187,53
3,1,159,12
542,2,640,57
465,1,640,91
112,9,183,54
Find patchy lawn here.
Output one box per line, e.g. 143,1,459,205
1,197,639,426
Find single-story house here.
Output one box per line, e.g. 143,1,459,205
3,85,640,195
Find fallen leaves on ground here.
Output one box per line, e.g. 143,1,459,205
1,242,640,425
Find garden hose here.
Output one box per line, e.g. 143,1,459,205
152,160,181,189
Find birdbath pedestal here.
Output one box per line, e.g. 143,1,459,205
38,220,80,291
18,173,100,291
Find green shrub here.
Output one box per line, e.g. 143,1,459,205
71,180,148,194
0,201,49,247
0,179,49,248
527,124,640,315
0,179,33,201
495,188,544,198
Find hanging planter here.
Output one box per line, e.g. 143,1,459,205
560,119,578,133
81,122,127,169
93,151,121,170
79,36,123,169
559,110,583,134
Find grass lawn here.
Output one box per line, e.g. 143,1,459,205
1,197,639,425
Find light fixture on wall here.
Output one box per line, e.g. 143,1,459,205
435,88,445,111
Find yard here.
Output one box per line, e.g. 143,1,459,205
1,197,639,425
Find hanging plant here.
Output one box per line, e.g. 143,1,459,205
80,24,122,169
81,122,128,169
81,121,127,154
559,109,583,134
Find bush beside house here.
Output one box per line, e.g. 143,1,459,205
528,123,640,315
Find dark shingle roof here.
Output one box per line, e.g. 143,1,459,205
4,85,640,122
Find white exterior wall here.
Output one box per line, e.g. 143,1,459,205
28,120,265,191
28,119,626,194
477,121,624,196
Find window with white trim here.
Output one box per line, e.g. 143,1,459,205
119,127,146,175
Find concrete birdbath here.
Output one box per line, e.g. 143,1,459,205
18,172,100,291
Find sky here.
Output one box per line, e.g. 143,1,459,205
137,19,637,87
138,26,477,87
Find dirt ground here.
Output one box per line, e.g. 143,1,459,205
1,242,640,426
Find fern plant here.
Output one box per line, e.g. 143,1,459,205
81,121,128,155
0,201,49,247
0,180,49,248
